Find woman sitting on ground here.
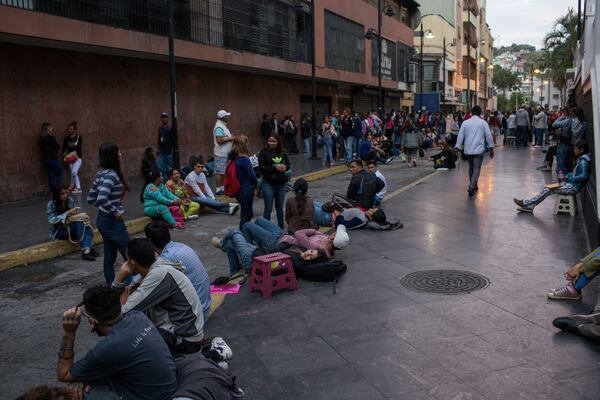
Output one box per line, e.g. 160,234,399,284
429,141,456,169
285,178,317,233
141,168,184,229
47,185,96,261
165,169,200,221
514,141,591,213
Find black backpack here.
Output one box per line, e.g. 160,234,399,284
294,259,347,283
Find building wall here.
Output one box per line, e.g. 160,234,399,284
0,42,337,202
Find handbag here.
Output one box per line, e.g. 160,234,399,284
64,151,78,163
66,212,92,244
418,148,425,158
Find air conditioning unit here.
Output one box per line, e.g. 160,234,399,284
407,62,418,83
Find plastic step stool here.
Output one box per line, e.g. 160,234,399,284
249,252,298,299
554,194,576,216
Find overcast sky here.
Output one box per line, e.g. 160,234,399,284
486,0,579,49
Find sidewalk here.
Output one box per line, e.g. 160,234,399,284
0,153,335,254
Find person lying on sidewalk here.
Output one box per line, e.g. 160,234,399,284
184,160,239,216
211,228,331,278
313,201,403,231
112,239,232,369
141,168,185,229
165,168,200,221
513,141,591,213
547,246,600,301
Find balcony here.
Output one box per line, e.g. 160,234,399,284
462,21,478,48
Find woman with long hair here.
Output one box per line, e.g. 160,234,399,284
40,122,63,192
258,134,290,228
231,134,258,229
87,142,130,284
141,167,184,229
62,121,83,193
285,178,316,233
47,185,95,260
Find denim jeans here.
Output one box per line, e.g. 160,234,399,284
344,136,355,162
157,153,173,181
466,154,484,190
96,211,130,284
191,196,229,213
223,228,257,276
43,159,63,192
534,128,544,146
312,201,333,227
556,143,573,175
69,158,82,189
261,179,286,228
55,222,94,250
236,186,254,230
323,137,333,163
574,271,600,291
242,217,284,248
303,138,310,154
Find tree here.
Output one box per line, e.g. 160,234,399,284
492,65,521,96
542,8,578,93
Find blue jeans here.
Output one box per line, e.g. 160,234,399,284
43,159,63,192
261,179,286,228
344,136,355,162
236,185,254,230
158,153,173,181
84,386,122,400
191,196,229,213
223,228,257,276
312,201,333,227
556,143,573,175
96,211,130,284
242,217,284,248
303,138,310,154
55,222,94,250
323,137,333,163
534,128,544,146
574,272,600,291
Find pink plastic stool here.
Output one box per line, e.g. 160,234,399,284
249,252,298,299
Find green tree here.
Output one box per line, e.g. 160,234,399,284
542,7,578,93
492,65,521,96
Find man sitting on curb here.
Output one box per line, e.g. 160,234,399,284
56,285,178,400
112,238,232,368
184,160,239,215
547,246,600,301
144,220,211,321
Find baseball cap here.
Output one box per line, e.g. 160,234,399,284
217,110,231,119
333,224,350,250
161,112,168,117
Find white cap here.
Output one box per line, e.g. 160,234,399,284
333,224,350,249
217,110,231,119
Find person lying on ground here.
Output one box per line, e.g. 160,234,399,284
347,159,385,210
428,141,456,170
284,178,317,233
513,142,590,213
141,168,184,229
184,161,239,215
112,239,232,368
145,220,212,321
366,160,387,205
547,246,600,301
47,185,96,261
313,201,403,231
56,285,178,400
165,169,200,221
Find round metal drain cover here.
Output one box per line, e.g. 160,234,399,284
400,270,489,294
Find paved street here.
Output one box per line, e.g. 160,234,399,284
2,148,599,399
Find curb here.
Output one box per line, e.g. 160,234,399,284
0,165,349,272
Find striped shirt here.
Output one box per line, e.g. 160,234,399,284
87,169,125,215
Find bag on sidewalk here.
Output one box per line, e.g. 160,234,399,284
294,259,347,282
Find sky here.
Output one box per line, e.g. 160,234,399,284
486,0,579,49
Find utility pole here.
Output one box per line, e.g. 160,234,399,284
309,0,319,160
419,23,424,111
168,0,180,170
443,36,446,112
466,10,471,112
377,0,383,112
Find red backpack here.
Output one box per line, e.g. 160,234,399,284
223,158,241,197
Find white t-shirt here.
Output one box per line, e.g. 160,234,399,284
184,171,215,200
213,119,233,157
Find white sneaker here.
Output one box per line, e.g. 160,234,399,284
229,203,240,216
187,215,199,220
211,237,224,251
211,337,233,360
217,360,229,370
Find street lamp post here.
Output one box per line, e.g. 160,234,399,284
167,0,180,170
309,0,319,160
415,24,434,112
365,3,395,113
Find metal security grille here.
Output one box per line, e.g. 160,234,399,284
4,0,312,63
324,10,364,73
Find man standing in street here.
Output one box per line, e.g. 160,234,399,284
455,106,494,197
260,113,271,141
515,105,531,148
158,112,175,180
533,107,548,147
213,109,235,195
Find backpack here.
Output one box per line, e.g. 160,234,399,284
223,158,241,197
294,259,347,283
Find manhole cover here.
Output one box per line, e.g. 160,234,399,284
400,270,489,294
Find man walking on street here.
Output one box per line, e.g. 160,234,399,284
213,110,235,195
515,105,531,148
158,112,175,180
455,106,494,197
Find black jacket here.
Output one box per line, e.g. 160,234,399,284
41,135,60,160
346,170,384,210
260,120,272,139
258,148,290,185
341,117,354,138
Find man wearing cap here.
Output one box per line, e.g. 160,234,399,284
158,112,175,180
213,110,235,195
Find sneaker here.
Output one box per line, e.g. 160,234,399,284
468,188,475,197
187,214,199,220
552,317,591,334
516,206,533,213
540,166,552,172
211,237,224,251
211,337,233,360
229,203,240,216
536,165,547,170
384,157,394,165
513,198,525,207
215,189,225,196
90,248,100,257
81,251,96,261
217,360,229,371
437,167,449,171
548,284,581,300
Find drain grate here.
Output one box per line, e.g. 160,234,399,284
400,270,489,294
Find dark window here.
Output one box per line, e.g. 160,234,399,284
325,11,365,73
372,38,396,80
423,63,438,81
